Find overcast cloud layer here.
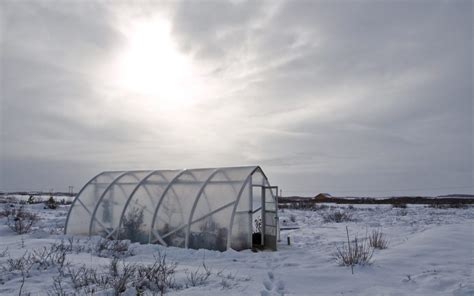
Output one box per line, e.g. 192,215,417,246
1,0,472,196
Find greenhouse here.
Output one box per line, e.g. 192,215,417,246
65,166,279,251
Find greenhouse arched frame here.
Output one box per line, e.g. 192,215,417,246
65,166,279,251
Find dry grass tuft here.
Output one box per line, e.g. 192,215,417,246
368,229,389,249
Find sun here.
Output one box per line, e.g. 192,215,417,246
112,18,197,110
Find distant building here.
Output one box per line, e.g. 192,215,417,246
314,193,332,201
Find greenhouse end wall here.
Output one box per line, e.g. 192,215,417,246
65,166,277,251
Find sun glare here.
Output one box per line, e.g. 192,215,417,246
113,19,197,110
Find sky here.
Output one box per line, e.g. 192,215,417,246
0,0,472,197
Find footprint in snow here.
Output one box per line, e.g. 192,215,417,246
261,271,286,296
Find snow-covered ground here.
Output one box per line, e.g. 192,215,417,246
0,201,472,295
0,194,74,204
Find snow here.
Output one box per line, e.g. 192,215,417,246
0,201,472,295
1,194,75,203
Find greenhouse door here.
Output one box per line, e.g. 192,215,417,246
262,186,278,251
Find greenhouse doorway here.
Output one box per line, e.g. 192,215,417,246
252,185,278,251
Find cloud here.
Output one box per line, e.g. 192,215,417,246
1,0,472,196
171,0,266,59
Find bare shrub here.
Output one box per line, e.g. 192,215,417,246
185,261,211,287
4,206,39,234
66,253,178,295
1,243,71,279
392,203,407,209
68,238,87,254
66,260,135,295
93,238,134,258
323,210,353,223
109,258,137,295
334,229,374,267
66,265,100,291
3,251,33,273
29,245,69,272
135,251,177,295
48,275,67,296
368,229,389,249
3,246,67,274
51,238,85,254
